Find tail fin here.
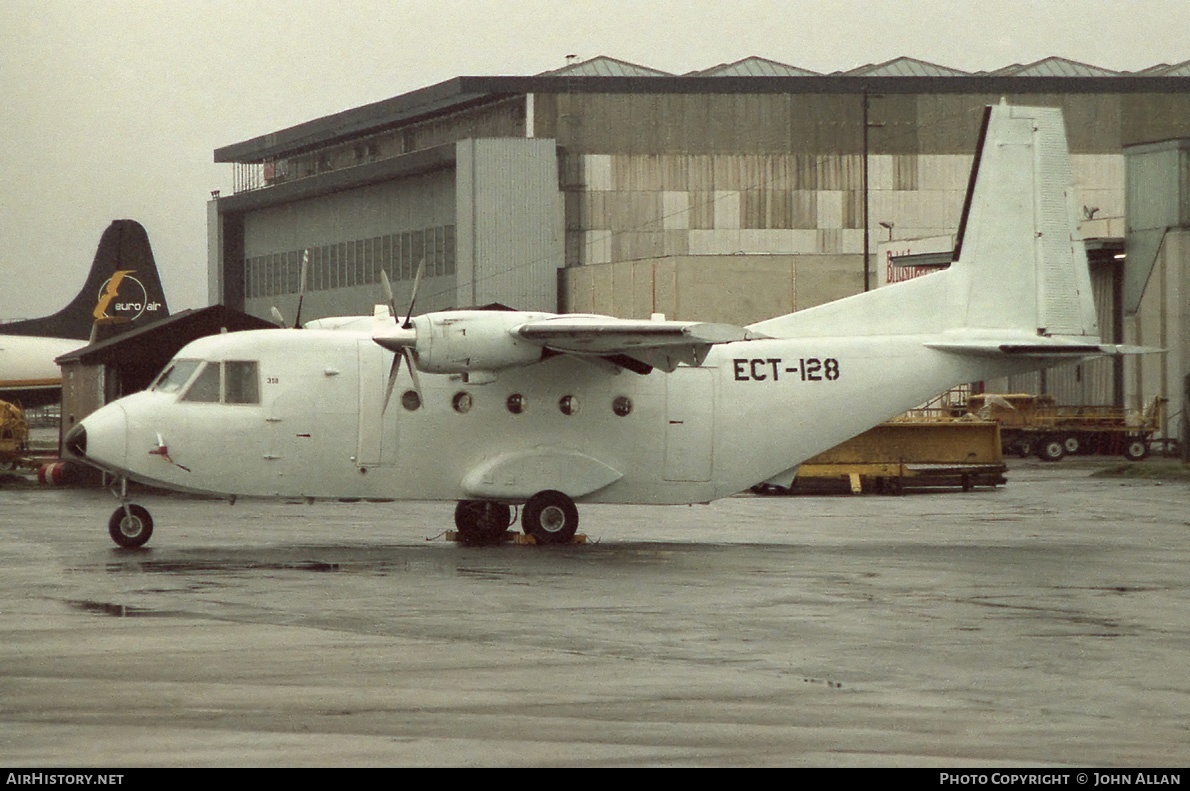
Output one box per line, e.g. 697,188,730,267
945,102,1099,340
0,219,169,340
749,102,1102,349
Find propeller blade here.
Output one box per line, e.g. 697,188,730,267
293,250,310,328
380,269,399,321
381,352,402,414
381,347,423,414
402,347,422,400
270,306,286,328
403,258,425,329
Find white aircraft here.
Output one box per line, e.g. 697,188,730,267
67,104,1128,548
0,220,169,407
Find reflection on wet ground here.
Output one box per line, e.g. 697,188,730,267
2,461,1188,766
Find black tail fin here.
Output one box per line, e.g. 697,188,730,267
0,219,169,340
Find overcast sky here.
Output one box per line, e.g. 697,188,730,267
2,0,1188,320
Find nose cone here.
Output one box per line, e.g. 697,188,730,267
64,424,87,458
70,403,128,471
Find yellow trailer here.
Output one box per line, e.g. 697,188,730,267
757,418,1005,495
967,394,1166,462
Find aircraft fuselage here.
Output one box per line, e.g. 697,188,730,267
78,326,1035,506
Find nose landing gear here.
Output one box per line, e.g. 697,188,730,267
106,477,153,549
108,503,154,548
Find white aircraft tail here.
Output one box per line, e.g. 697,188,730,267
750,103,1103,353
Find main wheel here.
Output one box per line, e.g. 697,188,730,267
1038,437,1066,462
1123,437,1150,462
453,500,512,545
108,504,153,548
522,490,579,545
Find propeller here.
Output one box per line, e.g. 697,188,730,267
268,250,309,329
377,259,426,412
292,250,309,329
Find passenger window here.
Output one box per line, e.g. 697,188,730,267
182,363,221,403
225,361,260,404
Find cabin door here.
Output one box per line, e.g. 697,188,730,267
664,366,715,482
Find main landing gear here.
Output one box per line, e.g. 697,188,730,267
106,477,153,549
454,489,580,546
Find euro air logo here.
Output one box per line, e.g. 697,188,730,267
93,270,162,322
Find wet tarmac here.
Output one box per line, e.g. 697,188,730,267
1,460,1188,766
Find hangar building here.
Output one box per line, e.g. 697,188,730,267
209,56,1190,439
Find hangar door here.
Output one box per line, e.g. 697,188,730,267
663,367,715,482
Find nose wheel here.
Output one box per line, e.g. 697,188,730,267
108,503,154,548
105,476,154,548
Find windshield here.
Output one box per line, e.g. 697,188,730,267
178,360,261,405
151,360,202,394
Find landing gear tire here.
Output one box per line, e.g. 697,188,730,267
1123,437,1150,462
1038,437,1066,462
454,500,512,545
522,490,578,545
108,504,153,549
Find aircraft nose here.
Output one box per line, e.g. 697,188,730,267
70,403,128,470
64,424,86,458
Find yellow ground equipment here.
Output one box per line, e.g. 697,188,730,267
758,417,1005,495
0,400,30,471
967,393,1165,462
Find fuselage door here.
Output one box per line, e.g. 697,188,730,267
664,366,715,482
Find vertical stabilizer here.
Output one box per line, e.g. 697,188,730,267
0,219,170,340
947,103,1099,339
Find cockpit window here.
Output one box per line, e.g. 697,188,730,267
152,360,201,394
225,361,260,404
181,363,220,403
179,360,261,405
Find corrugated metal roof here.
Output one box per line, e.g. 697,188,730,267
845,57,971,77
997,57,1121,77
1131,63,1173,75
692,57,819,77
1149,59,1190,76
215,55,1190,164
538,56,672,77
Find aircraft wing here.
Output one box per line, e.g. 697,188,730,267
513,316,760,372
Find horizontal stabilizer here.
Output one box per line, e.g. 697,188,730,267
926,340,1163,357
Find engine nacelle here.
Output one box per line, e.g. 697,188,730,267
411,310,552,374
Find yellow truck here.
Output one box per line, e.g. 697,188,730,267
967,393,1165,462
